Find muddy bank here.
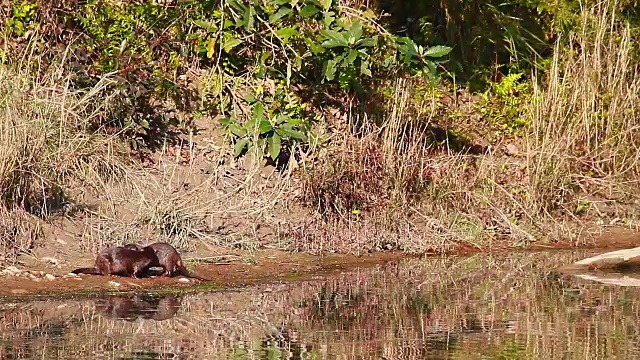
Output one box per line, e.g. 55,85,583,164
0,250,410,301
2,226,640,301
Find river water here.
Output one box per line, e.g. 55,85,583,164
1,249,639,359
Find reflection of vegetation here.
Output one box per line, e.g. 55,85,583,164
2,251,640,358
302,282,372,328
487,340,530,360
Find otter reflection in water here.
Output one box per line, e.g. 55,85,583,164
94,294,182,321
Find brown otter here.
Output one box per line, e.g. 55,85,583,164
124,242,207,281
71,245,157,278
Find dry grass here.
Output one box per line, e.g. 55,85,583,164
0,46,298,260
526,0,640,215
1,0,639,263
0,59,131,262
0,66,127,211
298,0,640,253
75,142,298,255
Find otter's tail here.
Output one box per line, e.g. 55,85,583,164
177,264,207,281
71,267,102,275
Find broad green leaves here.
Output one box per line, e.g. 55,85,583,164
425,45,453,58
299,5,320,18
219,86,310,161
200,0,451,161
395,37,453,80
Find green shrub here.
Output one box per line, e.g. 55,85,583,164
2,0,452,159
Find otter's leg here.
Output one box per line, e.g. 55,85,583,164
130,265,141,279
159,266,172,277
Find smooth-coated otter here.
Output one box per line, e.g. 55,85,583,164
124,242,207,281
71,245,156,278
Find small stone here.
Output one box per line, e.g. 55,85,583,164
55,238,68,245
108,281,121,287
505,143,519,156
45,274,56,280
32,278,41,282
66,273,79,278
178,278,190,283
10,289,28,295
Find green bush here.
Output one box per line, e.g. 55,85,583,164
1,0,451,159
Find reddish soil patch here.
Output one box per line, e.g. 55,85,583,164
441,226,640,256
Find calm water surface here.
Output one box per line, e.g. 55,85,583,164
1,250,640,359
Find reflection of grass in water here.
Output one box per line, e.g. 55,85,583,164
486,340,530,360
2,250,640,359
288,251,640,359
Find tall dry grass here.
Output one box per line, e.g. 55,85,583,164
298,77,490,253
0,61,129,261
526,0,640,215
299,0,640,253
0,62,297,259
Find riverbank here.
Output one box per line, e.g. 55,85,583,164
4,250,640,360
2,225,640,301
0,249,409,300
1,1,639,297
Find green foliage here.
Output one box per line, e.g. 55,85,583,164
72,1,194,148
193,0,451,160
379,0,550,88
7,0,38,37
0,0,452,157
479,72,531,137
378,0,639,89
219,83,313,160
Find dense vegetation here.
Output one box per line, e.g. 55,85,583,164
0,0,639,258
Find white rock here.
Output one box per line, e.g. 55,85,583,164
505,143,519,156
44,274,56,280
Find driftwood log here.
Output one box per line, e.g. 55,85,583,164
558,247,640,272
557,247,640,287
